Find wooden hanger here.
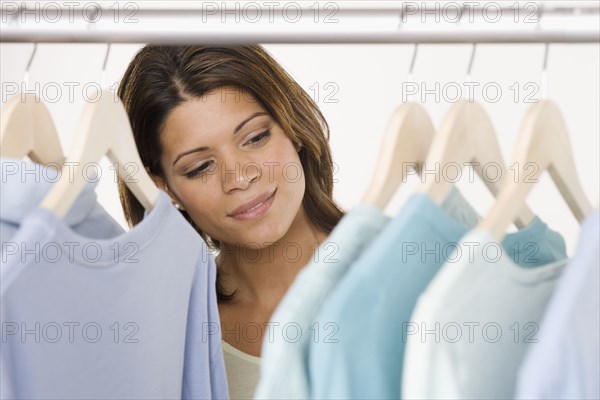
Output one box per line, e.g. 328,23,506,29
0,93,64,166
478,100,594,241
416,100,536,229
362,102,435,210
40,89,160,219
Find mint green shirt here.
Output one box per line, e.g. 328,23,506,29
309,193,566,399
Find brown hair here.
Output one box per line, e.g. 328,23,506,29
117,45,344,301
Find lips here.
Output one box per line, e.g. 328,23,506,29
228,188,277,221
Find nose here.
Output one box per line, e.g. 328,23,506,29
221,158,261,193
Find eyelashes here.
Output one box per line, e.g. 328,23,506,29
184,161,212,179
184,129,272,179
246,129,271,146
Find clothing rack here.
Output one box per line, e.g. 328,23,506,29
1,1,599,44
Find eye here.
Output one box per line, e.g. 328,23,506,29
185,161,213,179
245,130,271,146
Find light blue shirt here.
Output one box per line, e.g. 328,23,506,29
516,211,600,400
308,193,567,399
0,158,124,245
1,191,228,400
254,187,481,399
254,203,388,399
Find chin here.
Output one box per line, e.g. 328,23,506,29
236,219,292,248
245,228,288,248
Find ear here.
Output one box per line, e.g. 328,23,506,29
147,167,167,192
147,169,186,211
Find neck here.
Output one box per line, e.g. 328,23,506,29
217,207,327,308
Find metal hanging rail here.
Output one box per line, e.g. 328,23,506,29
1,1,599,44
1,30,598,44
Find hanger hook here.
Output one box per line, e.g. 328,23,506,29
408,43,419,78
458,1,477,83
101,43,111,89
537,4,549,98
542,43,550,73
465,43,477,82
406,43,419,102
23,42,38,91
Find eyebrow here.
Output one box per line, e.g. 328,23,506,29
172,111,269,166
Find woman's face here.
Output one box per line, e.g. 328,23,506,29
158,86,306,247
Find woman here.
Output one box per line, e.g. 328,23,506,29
116,45,344,398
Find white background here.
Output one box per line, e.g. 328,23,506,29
1,1,599,255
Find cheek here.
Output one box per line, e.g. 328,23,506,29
278,158,304,187
269,145,306,214
171,178,223,228
264,137,303,183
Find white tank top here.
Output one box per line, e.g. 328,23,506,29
221,341,261,399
